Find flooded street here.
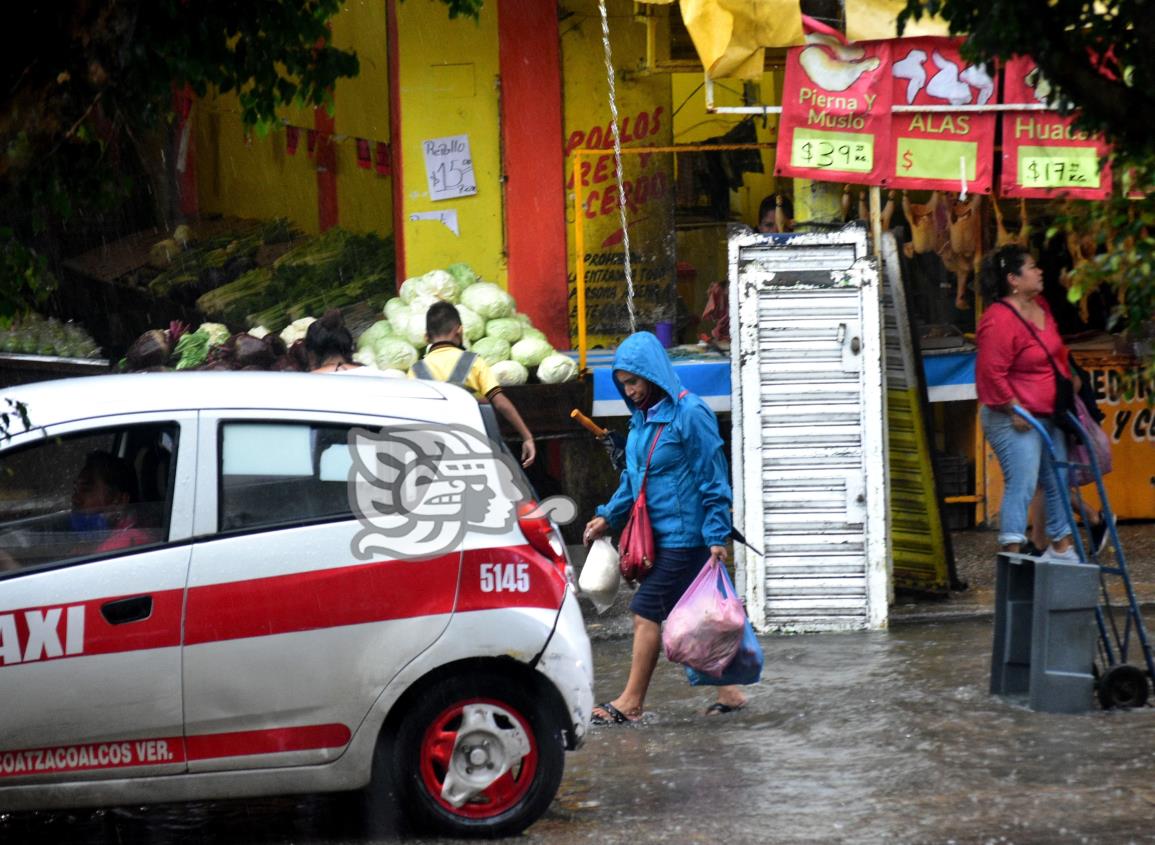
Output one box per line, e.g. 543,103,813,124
5,619,1155,844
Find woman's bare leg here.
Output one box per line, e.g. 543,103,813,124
597,614,660,719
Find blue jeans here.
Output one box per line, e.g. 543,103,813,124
981,406,1071,547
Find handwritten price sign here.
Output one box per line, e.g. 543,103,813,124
791,129,874,175
423,133,478,201
1018,145,1101,190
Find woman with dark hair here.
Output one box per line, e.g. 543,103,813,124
975,244,1076,559
305,309,362,373
757,193,794,234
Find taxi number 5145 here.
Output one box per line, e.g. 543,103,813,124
479,563,530,593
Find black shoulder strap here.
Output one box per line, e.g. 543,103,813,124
411,359,433,380
995,300,1063,378
446,351,477,387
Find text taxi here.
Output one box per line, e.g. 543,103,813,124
0,372,593,838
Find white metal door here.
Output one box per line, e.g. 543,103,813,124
730,230,888,632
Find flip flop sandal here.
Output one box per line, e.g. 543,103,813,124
591,702,637,725
704,702,744,716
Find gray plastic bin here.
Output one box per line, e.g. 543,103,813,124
990,553,1099,713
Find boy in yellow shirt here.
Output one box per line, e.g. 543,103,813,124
410,301,536,467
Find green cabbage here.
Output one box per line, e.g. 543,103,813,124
461,282,516,320
357,320,395,352
510,336,554,368
383,297,408,323
520,326,547,343
417,269,458,302
398,276,422,303
352,349,378,368
491,360,528,386
458,304,486,341
471,336,511,365
512,312,533,326
396,310,430,347
373,337,419,371
536,353,579,384
485,318,523,344
445,262,478,296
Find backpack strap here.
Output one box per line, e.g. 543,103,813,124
446,350,477,388
411,359,433,380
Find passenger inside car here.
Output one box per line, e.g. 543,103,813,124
69,450,160,554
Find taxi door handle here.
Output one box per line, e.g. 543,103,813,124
101,595,153,625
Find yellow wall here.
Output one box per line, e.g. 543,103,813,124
394,2,503,283
194,94,319,231
193,1,393,238
331,0,393,237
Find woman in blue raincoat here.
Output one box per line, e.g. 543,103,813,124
583,332,745,723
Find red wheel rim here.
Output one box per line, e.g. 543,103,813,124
418,697,539,819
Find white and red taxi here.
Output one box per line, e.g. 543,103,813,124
0,371,592,838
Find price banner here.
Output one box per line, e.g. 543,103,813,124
1000,56,1111,199
888,37,996,192
776,19,893,186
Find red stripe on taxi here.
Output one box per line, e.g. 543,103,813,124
1,545,563,666
0,724,352,778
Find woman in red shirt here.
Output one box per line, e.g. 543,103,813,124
976,245,1076,559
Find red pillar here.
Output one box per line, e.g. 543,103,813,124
497,1,569,348
386,0,406,279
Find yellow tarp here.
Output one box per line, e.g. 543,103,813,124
638,0,804,79
845,0,951,41
639,0,953,80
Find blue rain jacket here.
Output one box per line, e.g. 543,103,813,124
595,332,732,548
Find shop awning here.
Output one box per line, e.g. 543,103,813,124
638,0,951,79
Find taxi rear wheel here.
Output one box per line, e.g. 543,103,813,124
393,673,565,838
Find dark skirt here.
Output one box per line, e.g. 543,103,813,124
629,545,710,624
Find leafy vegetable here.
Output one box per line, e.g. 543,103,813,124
280,317,316,346
484,318,523,344
490,360,528,386
510,337,554,368
417,269,459,302
520,326,548,343
461,282,515,320
373,338,419,371
458,304,486,341
173,331,210,370
445,262,478,295
471,336,511,365
356,320,394,351
196,322,231,347
536,353,579,384
398,276,421,303
383,297,408,323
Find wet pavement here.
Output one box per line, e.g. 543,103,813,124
5,527,1155,844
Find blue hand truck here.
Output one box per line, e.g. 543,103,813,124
1016,404,1154,709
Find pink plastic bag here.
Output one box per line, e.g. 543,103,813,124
662,558,746,676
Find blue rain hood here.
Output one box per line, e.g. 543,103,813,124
596,331,733,549
611,332,685,417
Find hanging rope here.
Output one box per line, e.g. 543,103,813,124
597,0,636,333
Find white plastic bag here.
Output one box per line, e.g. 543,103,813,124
578,538,621,614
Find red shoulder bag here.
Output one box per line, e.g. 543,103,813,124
618,424,665,583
